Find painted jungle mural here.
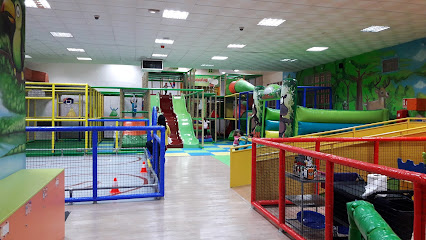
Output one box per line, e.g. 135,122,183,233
0,0,26,179
296,38,426,119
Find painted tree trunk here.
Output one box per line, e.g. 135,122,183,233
251,86,264,138
279,78,297,137
356,78,363,110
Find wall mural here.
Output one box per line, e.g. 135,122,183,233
296,38,426,119
0,0,26,179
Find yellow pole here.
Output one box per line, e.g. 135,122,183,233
78,94,81,117
51,84,55,151
85,85,89,150
115,121,119,150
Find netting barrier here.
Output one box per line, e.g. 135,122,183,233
26,125,165,203
251,137,426,240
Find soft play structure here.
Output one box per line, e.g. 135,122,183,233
294,106,389,135
121,119,147,148
346,201,400,240
251,77,392,138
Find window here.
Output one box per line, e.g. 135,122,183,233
382,58,398,73
302,72,331,109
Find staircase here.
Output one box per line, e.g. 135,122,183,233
160,95,183,148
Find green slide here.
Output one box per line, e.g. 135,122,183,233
172,96,199,148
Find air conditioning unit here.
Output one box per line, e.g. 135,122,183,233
141,59,163,71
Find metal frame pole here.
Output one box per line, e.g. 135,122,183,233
92,131,98,203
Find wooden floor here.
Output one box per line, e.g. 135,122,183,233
65,156,290,240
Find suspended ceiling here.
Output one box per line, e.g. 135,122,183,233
25,0,426,71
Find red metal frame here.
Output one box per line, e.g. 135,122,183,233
251,137,426,240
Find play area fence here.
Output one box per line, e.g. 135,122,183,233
26,125,166,203
251,137,426,240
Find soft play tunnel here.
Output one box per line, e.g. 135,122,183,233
294,107,389,135
264,108,280,138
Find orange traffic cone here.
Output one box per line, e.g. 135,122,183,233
110,178,120,194
140,161,147,173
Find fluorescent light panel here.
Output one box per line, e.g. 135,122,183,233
152,54,167,57
257,18,286,27
212,56,228,60
155,39,174,44
201,64,214,67
67,48,85,52
51,32,73,38
25,0,51,9
281,59,297,62
306,47,328,52
162,10,189,20
25,55,32,58
227,44,246,49
77,57,92,61
361,26,390,32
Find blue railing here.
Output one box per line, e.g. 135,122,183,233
26,124,165,203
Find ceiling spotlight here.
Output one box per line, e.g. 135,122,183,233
25,0,51,9
281,59,297,62
212,56,228,60
67,48,85,52
148,9,160,14
77,57,92,61
162,10,189,20
50,32,73,38
306,47,329,52
152,53,168,58
227,44,246,49
257,18,286,27
155,39,174,44
201,64,214,67
361,26,390,32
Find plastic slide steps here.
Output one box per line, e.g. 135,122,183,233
172,96,199,148
160,95,183,148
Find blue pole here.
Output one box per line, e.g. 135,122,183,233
153,133,157,174
92,131,98,202
329,88,333,109
276,100,280,109
246,93,250,135
238,93,241,130
160,127,165,197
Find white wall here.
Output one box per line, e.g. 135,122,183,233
26,62,143,87
262,71,283,85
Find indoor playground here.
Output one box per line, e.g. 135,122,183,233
1,2,426,240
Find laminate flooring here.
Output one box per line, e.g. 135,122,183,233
65,156,290,240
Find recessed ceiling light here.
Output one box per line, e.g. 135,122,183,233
201,64,214,67
148,9,160,14
361,26,390,32
162,10,189,20
25,0,51,9
281,59,297,62
155,39,174,44
227,44,246,49
234,70,240,72
212,56,228,60
257,18,286,27
77,57,92,61
152,53,167,58
67,48,85,52
51,32,73,38
25,55,32,59
306,47,329,52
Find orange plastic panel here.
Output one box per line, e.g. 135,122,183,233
403,98,426,111
1,172,64,240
